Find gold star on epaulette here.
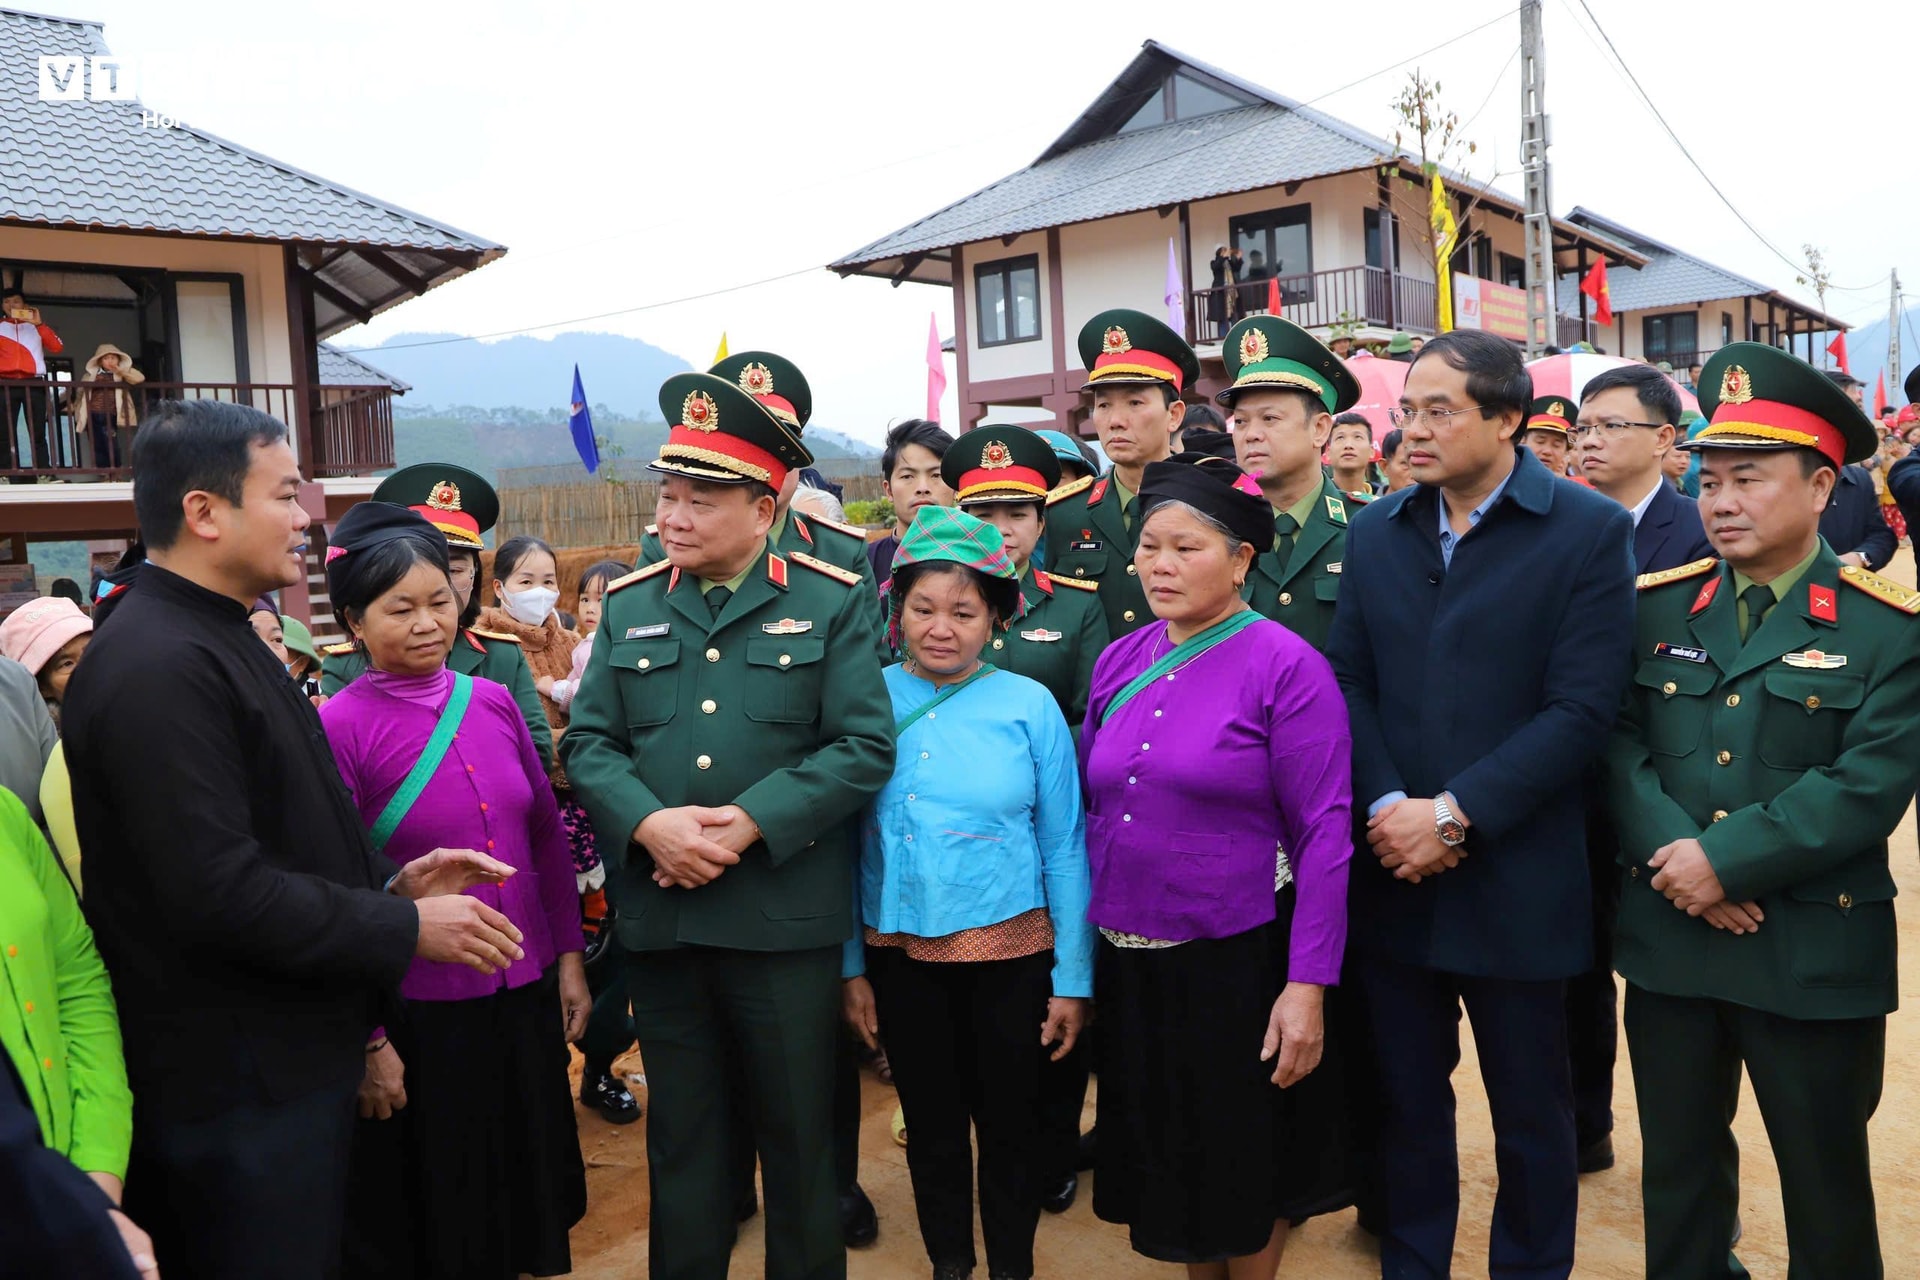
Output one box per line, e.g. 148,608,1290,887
1839,565,1920,613
790,551,861,586
1635,558,1720,591
608,560,672,594
1046,475,1095,506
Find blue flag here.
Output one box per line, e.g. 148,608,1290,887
568,365,600,474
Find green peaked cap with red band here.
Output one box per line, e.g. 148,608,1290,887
372,463,496,550
1683,342,1876,468
1216,314,1359,414
708,349,812,432
941,424,1061,506
1526,395,1578,437
1078,308,1200,394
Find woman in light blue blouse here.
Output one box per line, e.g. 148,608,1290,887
841,507,1091,1280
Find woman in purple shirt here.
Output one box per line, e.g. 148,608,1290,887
319,502,588,1280
1080,454,1354,1277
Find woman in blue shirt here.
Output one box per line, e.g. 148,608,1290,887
842,507,1092,1280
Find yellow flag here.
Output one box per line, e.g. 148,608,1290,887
1430,176,1459,333
712,332,729,365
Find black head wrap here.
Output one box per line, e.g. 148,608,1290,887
1178,426,1237,461
324,501,447,604
1137,452,1272,551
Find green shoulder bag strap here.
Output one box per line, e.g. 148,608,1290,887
369,672,475,853
893,663,996,738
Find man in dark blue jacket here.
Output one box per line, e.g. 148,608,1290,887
1819,462,1896,570
1328,331,1636,1280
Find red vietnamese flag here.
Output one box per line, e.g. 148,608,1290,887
1579,259,1612,327
1267,276,1281,315
1875,371,1888,418
1826,332,1850,374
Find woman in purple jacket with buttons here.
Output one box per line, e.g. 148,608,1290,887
319,502,588,1280
1080,455,1355,1277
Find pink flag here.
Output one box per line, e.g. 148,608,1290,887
1165,237,1185,337
926,312,947,423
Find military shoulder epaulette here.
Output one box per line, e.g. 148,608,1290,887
1839,564,1920,613
321,640,357,656
1348,489,1375,504
790,551,862,586
466,627,521,643
644,523,659,537
1046,474,1095,506
608,560,672,594
802,512,870,540
1636,558,1719,591
1049,575,1099,592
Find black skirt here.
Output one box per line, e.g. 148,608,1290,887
1091,887,1354,1263
344,970,586,1280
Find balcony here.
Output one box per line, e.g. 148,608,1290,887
1,379,395,482
1188,265,1438,346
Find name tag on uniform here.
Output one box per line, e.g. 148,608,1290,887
1782,649,1847,669
1019,628,1063,642
762,618,813,635
625,623,670,639
1654,642,1708,663
1325,562,1342,574
1069,540,1103,552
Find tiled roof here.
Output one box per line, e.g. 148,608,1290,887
317,341,409,392
1558,207,1845,329
0,7,503,336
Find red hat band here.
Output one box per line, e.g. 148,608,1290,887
662,423,789,489
753,393,800,427
410,504,482,545
1700,398,1849,470
1090,347,1184,392
956,463,1049,501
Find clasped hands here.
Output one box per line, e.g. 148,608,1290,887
637,804,762,889
1367,797,1464,883
1648,837,1764,935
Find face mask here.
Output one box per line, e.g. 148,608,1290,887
502,585,560,627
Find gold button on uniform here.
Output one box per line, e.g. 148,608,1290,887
1630,867,1639,878
778,654,791,667
1839,893,1854,909
638,658,651,670
1726,693,1740,707
705,647,720,662
992,638,1004,650
1805,695,1821,710
701,699,717,714
1661,681,1677,696
1279,592,1293,606
696,754,712,770
1075,567,1086,577
1123,610,1136,622
1716,750,1732,766
1712,809,1728,822
1126,564,1137,576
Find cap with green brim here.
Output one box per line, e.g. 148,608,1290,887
1681,342,1876,468
941,424,1061,506
1078,308,1200,393
1526,395,1577,437
372,463,497,549
650,371,813,489
709,349,812,431
1216,314,1359,413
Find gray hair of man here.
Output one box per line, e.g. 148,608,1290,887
791,484,847,523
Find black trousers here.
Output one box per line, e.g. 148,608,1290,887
1566,824,1620,1150
866,945,1052,1280
0,378,53,470
1625,985,1885,1280
1037,1037,1090,1181
125,1081,359,1280
628,944,844,1280
580,931,635,1073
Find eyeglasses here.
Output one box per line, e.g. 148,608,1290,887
1386,404,1488,429
1567,420,1667,440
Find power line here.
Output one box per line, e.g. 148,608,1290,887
1564,0,1884,294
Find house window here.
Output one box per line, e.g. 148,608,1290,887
1364,208,1401,272
1500,253,1526,289
1643,312,1699,364
975,255,1041,347
1231,205,1313,304
1721,312,1733,347
1117,70,1257,133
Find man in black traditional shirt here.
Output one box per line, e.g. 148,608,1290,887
63,399,531,1280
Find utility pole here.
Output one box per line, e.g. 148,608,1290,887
1888,270,1902,402
1520,0,1554,356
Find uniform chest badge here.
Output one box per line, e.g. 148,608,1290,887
1654,642,1708,664
625,623,670,639
1782,650,1846,669
1070,540,1103,552
1019,628,1063,642
762,618,813,635
1325,562,1342,574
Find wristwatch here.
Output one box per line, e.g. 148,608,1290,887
1434,794,1467,847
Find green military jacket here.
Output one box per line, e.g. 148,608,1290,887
982,569,1107,731
1243,477,1364,653
561,544,896,954
639,508,888,662
1606,545,1920,1021
319,628,555,772
1043,473,1153,639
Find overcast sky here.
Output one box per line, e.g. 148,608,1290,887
78,0,1918,444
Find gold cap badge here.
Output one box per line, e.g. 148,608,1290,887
738,362,773,397
1102,326,1132,356
980,441,1013,469
1239,327,1270,365
426,481,462,512
682,390,719,432
1548,400,1564,417
1720,365,1754,405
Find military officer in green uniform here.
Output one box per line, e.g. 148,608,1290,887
1606,343,1920,1280
563,371,895,1280
1044,308,1200,638
1521,395,1577,479
1215,314,1366,652
635,350,887,661
319,463,553,770
937,424,1106,729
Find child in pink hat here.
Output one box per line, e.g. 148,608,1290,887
0,596,93,720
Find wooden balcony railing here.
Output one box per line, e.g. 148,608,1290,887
0,379,395,482
1188,265,1439,345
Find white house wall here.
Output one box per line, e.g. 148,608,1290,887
961,230,1053,383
